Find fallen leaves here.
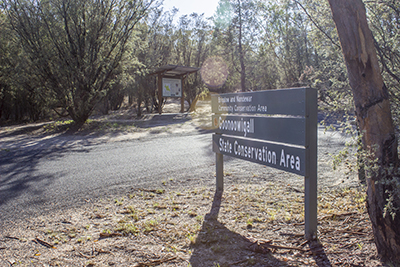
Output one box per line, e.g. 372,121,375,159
0,183,380,266
33,237,56,249
99,232,123,238
133,255,178,267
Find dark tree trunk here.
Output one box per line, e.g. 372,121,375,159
328,0,400,262
136,93,142,117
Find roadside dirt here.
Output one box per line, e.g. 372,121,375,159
0,99,385,266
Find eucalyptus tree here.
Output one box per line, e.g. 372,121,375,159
2,0,157,127
174,13,211,109
175,15,193,66
291,0,352,115
213,0,259,92
366,1,400,127
256,0,316,88
329,0,400,261
252,0,286,89
127,7,178,116
187,13,212,109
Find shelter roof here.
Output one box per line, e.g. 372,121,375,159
149,65,200,78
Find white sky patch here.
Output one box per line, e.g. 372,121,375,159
161,0,219,19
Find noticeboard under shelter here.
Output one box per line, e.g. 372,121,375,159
149,65,200,114
162,78,182,97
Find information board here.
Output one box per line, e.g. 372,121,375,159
162,78,182,97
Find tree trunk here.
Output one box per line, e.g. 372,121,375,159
136,93,142,117
238,0,246,92
328,0,400,262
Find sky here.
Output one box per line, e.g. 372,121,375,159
161,0,219,19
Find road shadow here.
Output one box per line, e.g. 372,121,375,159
0,132,92,213
0,112,201,209
189,190,286,267
134,113,192,129
0,123,48,138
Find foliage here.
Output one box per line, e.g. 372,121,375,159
0,10,47,122
1,0,347,123
174,13,211,108
2,0,156,126
126,8,177,115
212,0,259,92
0,0,398,135
366,0,400,134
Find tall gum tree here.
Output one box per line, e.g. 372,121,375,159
328,0,400,261
214,0,258,92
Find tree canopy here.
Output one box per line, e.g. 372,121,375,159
0,0,355,124
2,0,157,126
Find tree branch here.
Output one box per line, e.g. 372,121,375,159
293,0,341,50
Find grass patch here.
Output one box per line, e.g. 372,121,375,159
115,222,139,236
42,120,74,133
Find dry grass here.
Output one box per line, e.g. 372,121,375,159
0,182,383,266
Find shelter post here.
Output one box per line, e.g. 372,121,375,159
181,75,185,113
158,73,162,114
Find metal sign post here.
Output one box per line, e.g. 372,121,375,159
305,88,318,240
211,87,318,240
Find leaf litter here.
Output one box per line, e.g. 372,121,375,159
0,182,382,266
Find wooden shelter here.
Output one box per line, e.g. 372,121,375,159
149,65,200,114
